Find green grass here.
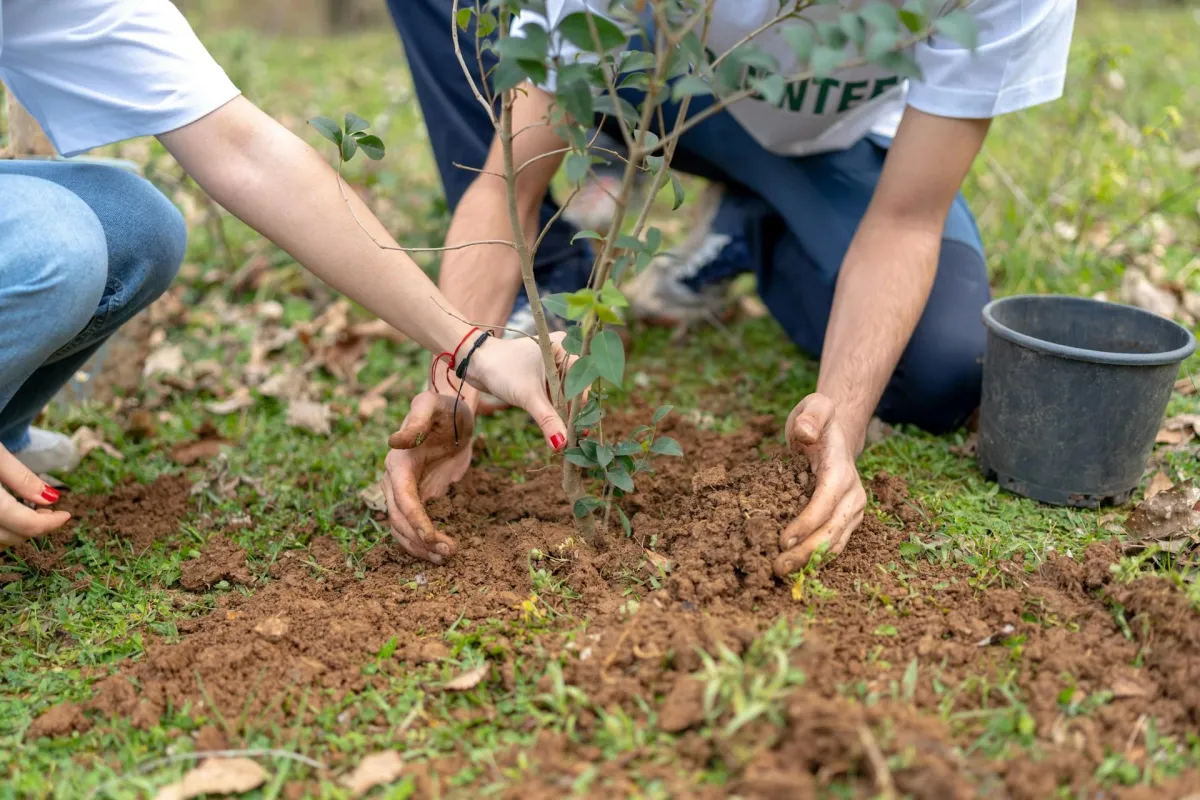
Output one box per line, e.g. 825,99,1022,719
4,4,1200,798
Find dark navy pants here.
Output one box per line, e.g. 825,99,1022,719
388,0,991,433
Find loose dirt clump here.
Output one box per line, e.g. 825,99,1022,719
28,410,1200,797
178,535,253,590
2,473,192,574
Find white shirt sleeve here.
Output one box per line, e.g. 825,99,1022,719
0,0,241,158
907,0,1077,119
512,0,620,92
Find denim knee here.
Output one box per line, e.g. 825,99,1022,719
1,176,108,347
87,166,187,310
881,342,983,434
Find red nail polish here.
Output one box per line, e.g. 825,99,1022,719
550,433,566,451
41,486,60,503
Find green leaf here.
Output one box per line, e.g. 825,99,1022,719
564,288,595,320
491,58,531,93
595,444,614,469
650,436,683,457
619,50,656,73
876,50,923,80
901,657,919,703
671,75,712,102
563,324,583,355
575,399,602,428
600,282,628,308
811,45,846,78
860,1,900,32
574,496,603,518
898,6,925,33
750,73,785,105
616,505,632,537
557,78,594,124
497,24,549,62
565,356,598,398
593,93,639,126
354,134,385,160
645,227,663,255
558,11,627,54
476,11,497,37
726,44,779,73
309,116,342,145
840,12,866,49
579,437,598,461
816,21,847,49
565,448,597,468
542,293,569,318
670,172,685,210
617,72,649,91
456,6,473,30
606,465,634,493
344,112,370,135
591,329,625,386
934,9,979,50
571,230,604,243
652,405,673,424
565,152,590,185
645,154,665,174
340,134,358,162
782,25,816,65
865,29,900,62
613,441,644,457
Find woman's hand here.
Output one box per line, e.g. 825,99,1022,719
461,332,575,452
0,445,70,550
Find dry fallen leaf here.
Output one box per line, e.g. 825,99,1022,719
975,624,1016,648
1121,268,1179,320
359,482,387,513
443,662,490,691
254,616,289,643
644,549,674,574
1123,479,1200,550
258,369,308,401
1110,674,1153,699
170,439,226,466
287,399,333,436
71,427,124,461
341,751,405,798
205,387,255,416
143,344,186,378
154,757,267,800
1146,471,1174,500
1178,376,1199,396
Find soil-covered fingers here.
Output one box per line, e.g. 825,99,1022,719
382,477,451,565
388,392,441,450
774,500,864,577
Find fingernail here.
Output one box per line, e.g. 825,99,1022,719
41,486,60,503
550,433,566,451
436,543,450,556
785,537,797,549
581,428,591,438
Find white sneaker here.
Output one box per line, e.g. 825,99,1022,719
12,428,81,474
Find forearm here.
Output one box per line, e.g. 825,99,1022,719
816,219,942,451
159,97,471,356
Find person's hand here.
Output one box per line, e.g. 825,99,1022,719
463,332,575,452
383,392,474,565
0,445,70,551
774,394,867,577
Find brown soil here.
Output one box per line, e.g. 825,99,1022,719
3,474,193,574
21,411,1200,798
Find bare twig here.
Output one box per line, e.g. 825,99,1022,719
453,0,496,125
857,726,897,800
432,295,538,340
707,2,809,71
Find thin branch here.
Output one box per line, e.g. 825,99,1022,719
334,169,515,253
453,0,496,125
533,185,583,255
432,295,538,341
451,161,507,178
857,726,897,800
707,2,809,71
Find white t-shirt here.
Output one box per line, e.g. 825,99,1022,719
515,0,1076,157
0,0,240,158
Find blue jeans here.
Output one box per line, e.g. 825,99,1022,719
0,161,187,451
389,0,990,433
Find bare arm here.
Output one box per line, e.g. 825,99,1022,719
817,107,991,450
437,85,567,408
158,97,477,358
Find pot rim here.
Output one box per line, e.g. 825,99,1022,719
982,294,1197,367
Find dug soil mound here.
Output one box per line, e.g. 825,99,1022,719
25,411,1200,798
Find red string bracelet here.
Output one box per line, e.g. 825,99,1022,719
430,326,481,393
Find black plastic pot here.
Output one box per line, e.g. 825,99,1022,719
978,294,1196,508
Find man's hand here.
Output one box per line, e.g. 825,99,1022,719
774,394,867,577
383,393,474,565
0,445,70,550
